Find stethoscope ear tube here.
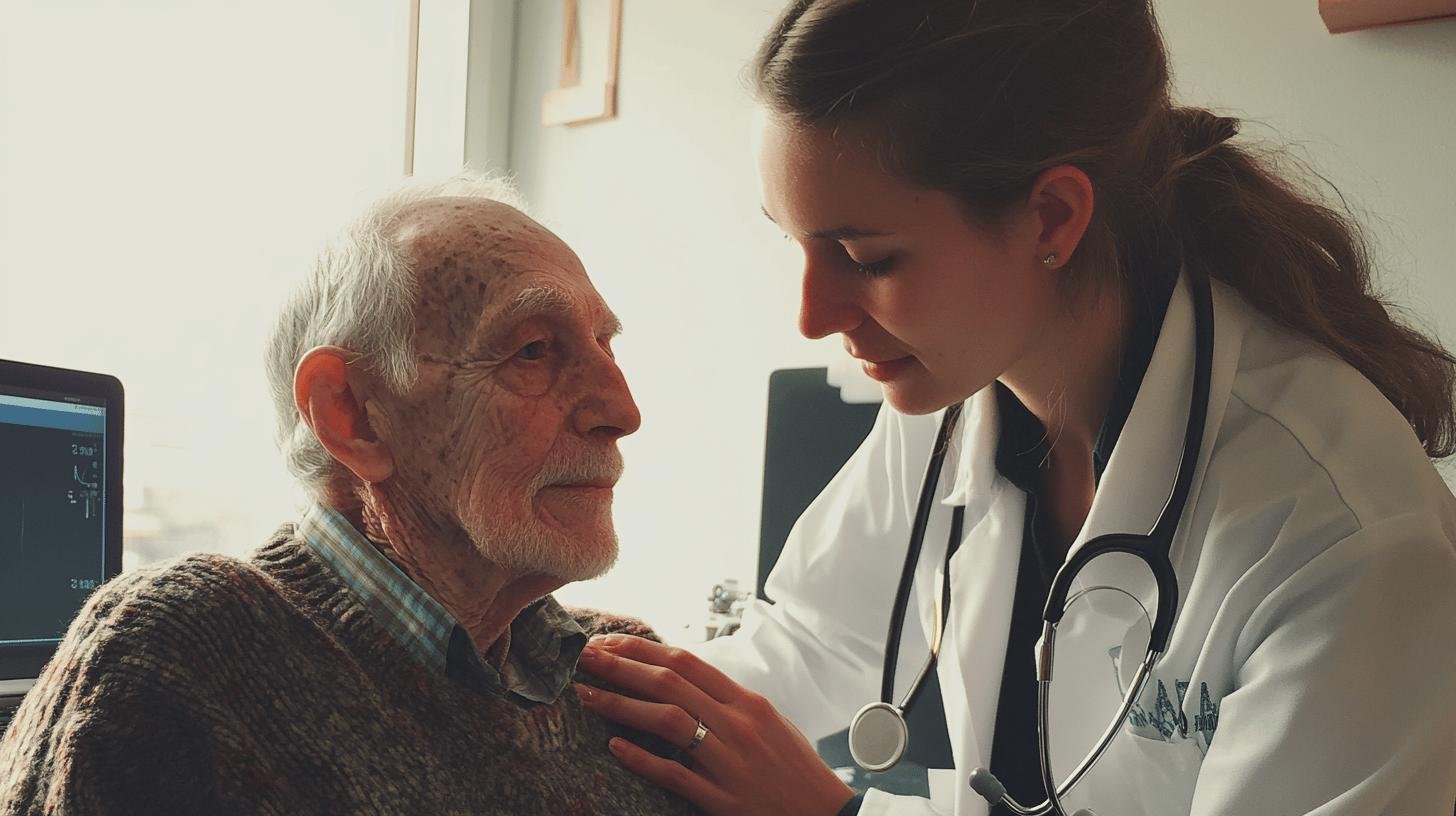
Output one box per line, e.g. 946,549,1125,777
880,402,964,705
854,403,965,774
1041,534,1180,653
1040,271,1212,653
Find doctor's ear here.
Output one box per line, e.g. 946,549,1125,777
1026,165,1095,270
293,346,395,485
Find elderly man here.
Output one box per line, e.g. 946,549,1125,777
0,177,697,815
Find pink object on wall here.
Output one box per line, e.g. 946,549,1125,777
1319,0,1456,33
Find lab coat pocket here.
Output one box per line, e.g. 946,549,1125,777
1088,729,1204,816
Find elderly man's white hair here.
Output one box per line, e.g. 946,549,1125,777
265,172,529,497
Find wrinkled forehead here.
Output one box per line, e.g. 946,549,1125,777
392,197,599,350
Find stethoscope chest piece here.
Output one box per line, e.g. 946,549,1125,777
849,701,909,772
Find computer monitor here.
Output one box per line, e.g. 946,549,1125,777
0,359,123,684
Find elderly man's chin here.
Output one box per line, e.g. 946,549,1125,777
465,502,619,582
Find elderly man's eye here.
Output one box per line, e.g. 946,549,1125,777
516,340,549,361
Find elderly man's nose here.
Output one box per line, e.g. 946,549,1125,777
577,358,641,439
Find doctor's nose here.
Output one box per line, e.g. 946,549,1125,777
798,261,861,340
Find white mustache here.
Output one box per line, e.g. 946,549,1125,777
535,447,624,489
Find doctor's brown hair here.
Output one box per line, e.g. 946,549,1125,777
753,0,1456,458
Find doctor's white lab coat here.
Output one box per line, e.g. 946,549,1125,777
692,275,1456,816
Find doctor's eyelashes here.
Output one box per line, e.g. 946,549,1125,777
852,257,896,277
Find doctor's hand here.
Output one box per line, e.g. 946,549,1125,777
575,634,856,816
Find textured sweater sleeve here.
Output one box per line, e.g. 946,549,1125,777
0,565,220,816
562,605,700,765
564,606,664,642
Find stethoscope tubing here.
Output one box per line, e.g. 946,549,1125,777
991,270,1216,815
880,402,965,705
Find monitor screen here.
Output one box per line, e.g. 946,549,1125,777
0,384,110,650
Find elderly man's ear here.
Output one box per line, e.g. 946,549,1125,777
293,347,395,484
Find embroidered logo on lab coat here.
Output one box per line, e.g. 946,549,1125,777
1111,646,1221,750
1124,679,1221,746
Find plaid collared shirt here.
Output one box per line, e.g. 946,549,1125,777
298,503,586,704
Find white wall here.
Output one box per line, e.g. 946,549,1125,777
502,1,1456,640
0,1,412,568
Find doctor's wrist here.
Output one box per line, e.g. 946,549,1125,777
834,791,864,816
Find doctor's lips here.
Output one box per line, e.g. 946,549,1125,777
855,353,917,382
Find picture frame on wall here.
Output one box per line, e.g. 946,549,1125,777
1319,0,1456,33
542,0,623,126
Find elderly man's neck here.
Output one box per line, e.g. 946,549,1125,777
329,492,563,666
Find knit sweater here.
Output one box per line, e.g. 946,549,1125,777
0,527,700,816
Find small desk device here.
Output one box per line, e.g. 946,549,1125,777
0,359,123,735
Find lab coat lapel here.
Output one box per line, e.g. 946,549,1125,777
1069,273,1243,641
924,387,1026,814
1079,274,1199,548
1051,277,1248,814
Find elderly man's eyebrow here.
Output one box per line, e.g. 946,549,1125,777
495,286,624,337
760,205,889,242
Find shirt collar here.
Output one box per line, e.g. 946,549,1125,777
298,503,586,703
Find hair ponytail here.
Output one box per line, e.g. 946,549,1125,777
1161,107,1456,456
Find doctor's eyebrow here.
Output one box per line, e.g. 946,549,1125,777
760,206,891,242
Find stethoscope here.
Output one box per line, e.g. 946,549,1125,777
847,270,1213,816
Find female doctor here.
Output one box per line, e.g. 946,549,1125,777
574,1,1456,814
